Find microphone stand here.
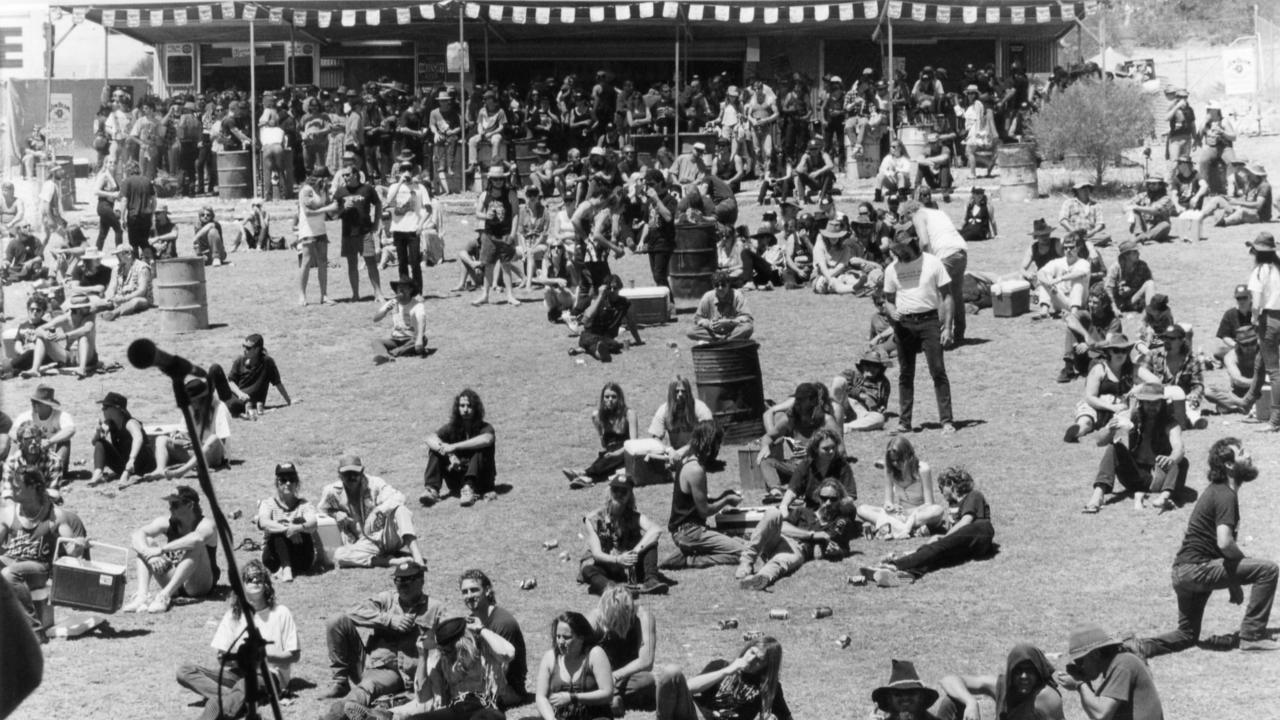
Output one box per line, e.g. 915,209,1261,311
168,375,283,720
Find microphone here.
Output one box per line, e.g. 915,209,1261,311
127,338,195,379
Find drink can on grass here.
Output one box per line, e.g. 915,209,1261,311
847,575,867,586
717,618,739,630
543,539,559,550
520,578,537,590
742,630,764,642
837,634,852,649
813,606,833,619
768,608,789,620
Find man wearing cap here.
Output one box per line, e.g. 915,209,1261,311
335,162,384,302
88,391,155,486
1105,240,1156,314
10,385,74,475
869,659,945,719
1058,180,1110,247
792,139,836,204
883,224,956,435
321,560,444,704
1055,624,1162,719
1083,382,1186,514
318,455,423,570
1125,177,1174,244
101,245,154,321
125,485,220,613
1209,162,1272,227
668,142,710,187
1168,154,1207,214
1134,437,1279,655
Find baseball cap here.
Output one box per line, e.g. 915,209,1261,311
338,454,364,473
1234,284,1250,299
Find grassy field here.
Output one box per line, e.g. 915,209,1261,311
6,138,1280,720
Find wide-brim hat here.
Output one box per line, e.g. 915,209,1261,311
608,469,635,489
1117,239,1140,255
857,349,888,369
31,384,60,408
97,391,128,411
1094,333,1135,352
872,660,940,711
1247,232,1276,252
487,166,508,179
1134,382,1166,402
1072,180,1094,191
1066,623,1125,662
532,143,551,156
81,249,104,261
1246,162,1267,177
1030,218,1053,237
389,279,414,293
184,377,210,398
435,91,452,101
436,616,467,645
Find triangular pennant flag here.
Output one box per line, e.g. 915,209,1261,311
962,5,977,22
72,8,86,24
102,10,116,26
242,5,256,20
986,6,1001,22
740,6,755,22
269,7,283,23
864,0,878,17
764,7,778,22
535,7,551,23
560,6,575,23
1036,5,1050,22
512,6,528,23
911,3,926,21
789,6,804,22
220,2,235,19
126,9,140,26
318,10,332,27
1062,4,1075,19
198,5,212,23
936,5,951,23
342,9,356,26
490,4,504,21
663,2,678,18
715,5,731,21
616,5,631,20
366,9,380,25
590,6,604,21
1011,6,1025,22
639,2,655,18
397,7,411,24
419,5,436,20
465,3,481,20
839,3,854,21
888,1,902,19
688,5,704,21
814,4,830,21
149,9,164,26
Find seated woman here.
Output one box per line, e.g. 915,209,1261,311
389,615,515,720
538,243,580,325
587,584,658,716
937,643,1065,720
255,462,318,582
780,218,814,290
957,187,997,242
124,485,220,613
88,391,156,486
206,333,293,420
831,349,891,432
861,466,995,586
856,437,945,540
875,140,914,200
579,476,666,595
777,430,860,558
652,637,790,720
565,382,637,490
1063,333,1139,444
141,378,233,482
757,382,842,499
535,611,614,720
21,293,98,379
175,560,301,719
100,246,154,321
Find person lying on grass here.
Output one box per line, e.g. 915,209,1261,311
1083,382,1187,515
857,437,945,540
937,643,1065,720
859,466,995,587
565,382,637,490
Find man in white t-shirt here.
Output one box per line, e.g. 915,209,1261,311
371,280,428,365
386,163,429,295
10,385,75,473
908,195,969,346
882,225,955,435
1036,231,1091,317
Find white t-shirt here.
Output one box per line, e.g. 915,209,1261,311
1040,256,1090,298
11,408,74,438
258,125,286,146
1248,263,1280,312
915,207,967,259
390,298,428,341
884,252,950,315
387,183,427,234
211,603,300,685
879,154,913,177
648,400,713,444
296,186,329,239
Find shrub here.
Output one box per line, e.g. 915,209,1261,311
1029,79,1154,186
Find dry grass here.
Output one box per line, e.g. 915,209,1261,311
6,137,1280,720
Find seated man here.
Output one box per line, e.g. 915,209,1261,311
1105,240,1156,314
1212,284,1253,363
913,132,954,201
372,280,429,365
100,246,154,321
385,615,515,720
321,561,444,705
875,139,914,202
1054,624,1163,719
576,273,643,363
1083,383,1187,514
775,430,859,558
792,139,836,204
937,644,1065,720
124,485,220,614
1142,325,1207,426
868,660,945,720
422,389,497,508
1035,231,1091,318
1204,161,1272,227
580,473,668,595
1058,180,1111,247
9,384,75,475
1169,155,1208,213
2,424,64,502
832,349,892,432
688,270,754,343
2,228,44,283
205,333,292,419
1059,284,1121,383
21,294,98,379
659,421,745,571
318,455,425,569
192,207,228,266
1125,177,1174,244
1203,327,1257,414
66,249,113,296
0,468,87,637
458,568,528,707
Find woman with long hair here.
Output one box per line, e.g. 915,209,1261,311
774,429,859,558
1242,232,1280,430
648,377,712,460
255,463,318,582
393,615,514,720
143,377,232,481
176,559,300,719
565,382,638,489
587,584,658,715
757,382,842,498
1063,333,1140,444
535,611,614,720
88,391,156,486
653,636,789,720
857,437,945,539
296,166,338,305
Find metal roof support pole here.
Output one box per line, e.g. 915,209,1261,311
250,14,258,198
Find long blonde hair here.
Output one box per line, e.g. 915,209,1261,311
596,584,636,641
884,437,921,488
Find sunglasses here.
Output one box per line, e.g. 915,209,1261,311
819,494,840,502
243,576,268,585
393,575,422,584
713,282,730,288
168,500,190,509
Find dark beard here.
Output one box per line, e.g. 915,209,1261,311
1233,463,1260,484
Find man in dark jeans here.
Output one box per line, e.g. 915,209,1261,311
203,334,292,419
1082,383,1186,514
639,169,678,288
576,274,643,363
881,227,956,435
1135,438,1278,655
421,389,497,508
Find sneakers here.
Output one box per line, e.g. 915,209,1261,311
1057,365,1077,383
739,574,771,591
888,423,911,436
122,593,150,613
459,485,477,507
636,577,669,595
734,558,754,580
872,566,912,588
418,488,440,507
1198,633,1238,651
940,422,957,436
146,591,172,613
321,680,351,699
1239,637,1280,652
1064,425,1081,443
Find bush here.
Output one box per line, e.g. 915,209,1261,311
1029,79,1153,186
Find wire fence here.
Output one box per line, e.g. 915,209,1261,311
1259,7,1279,97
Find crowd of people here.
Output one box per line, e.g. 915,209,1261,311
0,56,1277,720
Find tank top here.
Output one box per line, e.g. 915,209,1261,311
0,503,59,564
1093,360,1133,399
894,475,927,510
595,617,642,672
165,516,221,584
597,413,629,451
1029,241,1058,269
667,461,704,531
548,655,608,720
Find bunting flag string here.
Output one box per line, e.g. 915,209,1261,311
74,2,1087,30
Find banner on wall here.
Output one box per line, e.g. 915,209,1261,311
47,93,74,140
446,41,471,73
1223,44,1257,96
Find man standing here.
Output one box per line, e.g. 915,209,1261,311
909,196,969,346
429,92,462,193
38,166,65,246
334,167,384,303
882,226,956,435
1135,438,1278,655
317,455,424,569
471,167,521,307
322,561,444,705
386,163,428,294
459,568,528,707
637,170,678,288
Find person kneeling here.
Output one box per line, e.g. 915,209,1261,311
688,271,754,343
373,280,429,365
576,275,643,362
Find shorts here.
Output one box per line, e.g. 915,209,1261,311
341,232,376,259
480,233,516,264
299,234,329,267
1075,394,1123,424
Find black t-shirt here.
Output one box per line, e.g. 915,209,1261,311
1216,308,1252,341
482,194,514,238
219,116,243,151
1174,483,1238,565
120,175,155,219
228,354,282,402
956,490,991,523
435,420,496,483
485,605,527,698
71,263,113,288
334,183,381,238
585,296,631,338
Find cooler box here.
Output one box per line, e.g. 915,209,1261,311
314,515,346,567
619,286,675,326
1173,210,1205,242
709,506,768,539
624,438,671,486
50,539,128,614
991,279,1031,317
737,441,785,493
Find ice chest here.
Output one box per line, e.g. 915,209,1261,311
991,279,1031,317
710,506,768,539
1173,210,1205,242
619,286,674,326
50,539,128,613
624,438,671,486
314,515,345,567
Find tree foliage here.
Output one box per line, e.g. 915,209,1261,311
1030,80,1154,186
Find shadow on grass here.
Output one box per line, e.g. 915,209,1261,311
92,624,153,640
917,419,988,432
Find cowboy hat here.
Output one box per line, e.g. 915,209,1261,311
1066,623,1125,662
532,143,551,156
1134,382,1166,402
486,166,508,179
819,222,850,239
31,384,61,409
435,91,452,101
872,660,940,711
857,349,888,369
726,85,741,97
1117,239,1140,255
964,84,980,94
1247,232,1276,252
1030,218,1053,237
97,391,129,411
1246,162,1267,177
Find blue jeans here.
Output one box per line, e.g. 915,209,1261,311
939,250,967,343
1244,311,1280,428
663,523,745,569
1138,557,1278,656
893,310,953,428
